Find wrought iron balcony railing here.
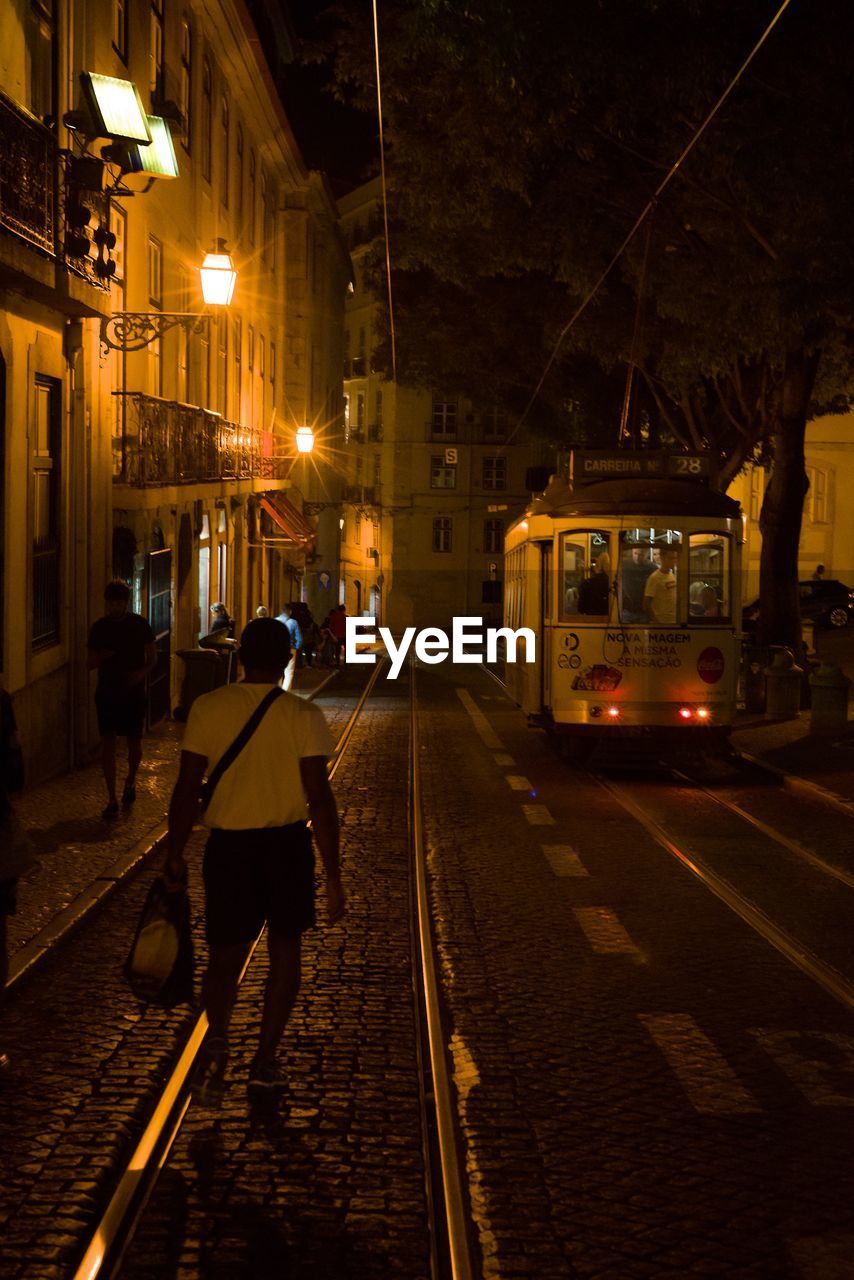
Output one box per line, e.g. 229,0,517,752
113,393,292,486
0,91,56,256
0,91,110,297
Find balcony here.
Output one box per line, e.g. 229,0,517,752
342,484,379,506
0,91,110,314
113,393,292,487
0,92,55,256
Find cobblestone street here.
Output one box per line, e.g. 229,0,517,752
417,665,854,1278
3,660,854,1279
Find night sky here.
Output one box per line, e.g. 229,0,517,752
266,0,379,195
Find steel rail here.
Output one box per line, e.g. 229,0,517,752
592,771,854,1016
667,765,854,891
71,660,386,1280
409,665,477,1280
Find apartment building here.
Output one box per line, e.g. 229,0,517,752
0,0,348,780
337,179,553,633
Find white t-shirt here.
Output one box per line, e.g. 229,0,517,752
182,683,334,830
643,569,677,624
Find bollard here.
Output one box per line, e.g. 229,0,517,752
764,647,803,720
809,662,850,734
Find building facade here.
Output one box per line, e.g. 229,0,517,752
1,0,348,780
337,180,553,634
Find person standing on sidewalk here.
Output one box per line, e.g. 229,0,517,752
163,617,345,1104
87,580,157,821
275,605,302,691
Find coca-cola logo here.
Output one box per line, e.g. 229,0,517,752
697,646,725,684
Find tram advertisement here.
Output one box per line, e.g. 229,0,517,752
552,627,736,710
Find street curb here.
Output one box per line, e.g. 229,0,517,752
737,750,854,817
7,820,168,991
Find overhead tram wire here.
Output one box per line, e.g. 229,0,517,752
507,0,794,445
372,0,397,387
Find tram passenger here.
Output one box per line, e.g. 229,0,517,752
578,552,611,615
699,585,721,617
620,546,655,622
643,546,679,624
163,618,345,1104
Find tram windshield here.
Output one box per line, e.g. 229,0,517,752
559,530,611,620
615,528,731,624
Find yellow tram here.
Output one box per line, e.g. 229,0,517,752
503,451,744,754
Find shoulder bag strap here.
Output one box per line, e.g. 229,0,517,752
199,686,284,811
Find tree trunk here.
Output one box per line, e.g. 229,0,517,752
756,350,819,651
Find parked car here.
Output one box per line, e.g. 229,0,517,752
742,579,854,632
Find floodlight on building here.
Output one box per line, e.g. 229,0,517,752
79,72,152,145
295,427,315,455
199,240,237,306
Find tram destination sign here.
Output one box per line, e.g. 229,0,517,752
571,451,711,485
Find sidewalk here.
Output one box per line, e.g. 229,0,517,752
8,664,338,964
731,706,854,805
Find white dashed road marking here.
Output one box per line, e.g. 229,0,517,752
541,845,589,877
493,754,514,767
521,805,555,826
505,775,532,791
456,687,503,750
573,907,641,956
751,1028,854,1107
639,1013,761,1115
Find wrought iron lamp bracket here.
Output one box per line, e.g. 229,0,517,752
100,311,209,354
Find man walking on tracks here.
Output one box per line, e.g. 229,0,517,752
163,617,345,1105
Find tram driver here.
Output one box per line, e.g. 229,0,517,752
643,546,679,624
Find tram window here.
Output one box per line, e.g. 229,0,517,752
617,529,682,625
688,533,730,621
559,531,611,620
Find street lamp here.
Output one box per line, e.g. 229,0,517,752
295,426,315,454
100,240,237,352
200,240,237,306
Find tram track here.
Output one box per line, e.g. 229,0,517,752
481,660,854,1013
71,658,478,1280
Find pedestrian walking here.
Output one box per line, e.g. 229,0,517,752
812,564,826,582
317,614,336,667
327,604,347,666
0,685,28,1070
163,617,345,1105
275,605,302,690
87,580,157,820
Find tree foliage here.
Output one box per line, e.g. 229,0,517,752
313,0,854,645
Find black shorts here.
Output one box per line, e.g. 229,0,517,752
202,822,315,946
0,878,18,917
95,688,146,738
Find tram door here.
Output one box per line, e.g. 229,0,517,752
540,541,552,711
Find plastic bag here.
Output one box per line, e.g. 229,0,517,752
124,876,195,1008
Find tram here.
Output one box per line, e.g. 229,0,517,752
503,450,743,755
